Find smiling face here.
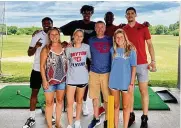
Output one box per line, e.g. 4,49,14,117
125,9,137,23
95,22,106,37
42,20,53,33
82,11,92,22
115,32,125,47
73,30,84,44
49,29,60,43
104,13,114,26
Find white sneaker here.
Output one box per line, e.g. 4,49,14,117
73,102,76,118
74,120,81,128
82,101,89,116
67,125,72,128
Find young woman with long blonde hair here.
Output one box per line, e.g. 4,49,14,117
109,29,137,128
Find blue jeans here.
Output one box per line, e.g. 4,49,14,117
44,82,66,92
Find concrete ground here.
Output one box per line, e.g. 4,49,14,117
0,84,180,128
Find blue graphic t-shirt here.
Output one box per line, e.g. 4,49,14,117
109,48,137,90
88,36,113,73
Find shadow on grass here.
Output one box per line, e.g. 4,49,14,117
148,80,177,88
0,76,29,83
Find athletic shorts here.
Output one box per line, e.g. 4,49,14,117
30,70,42,89
89,71,110,102
44,82,66,92
67,83,88,88
110,88,128,92
136,64,149,83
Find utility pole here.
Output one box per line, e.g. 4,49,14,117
178,2,181,89
0,2,5,76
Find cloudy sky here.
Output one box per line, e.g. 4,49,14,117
0,1,180,27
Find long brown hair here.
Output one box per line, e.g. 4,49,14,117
46,27,61,51
113,28,135,58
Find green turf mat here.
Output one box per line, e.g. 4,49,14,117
0,85,45,108
118,86,170,110
0,85,170,110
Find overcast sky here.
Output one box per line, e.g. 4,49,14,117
0,1,180,27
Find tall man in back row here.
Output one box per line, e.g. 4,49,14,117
123,7,156,128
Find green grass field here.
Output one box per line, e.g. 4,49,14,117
1,35,32,58
0,35,179,88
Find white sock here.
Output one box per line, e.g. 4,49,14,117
75,120,80,123
30,111,35,119
95,117,100,120
73,102,77,106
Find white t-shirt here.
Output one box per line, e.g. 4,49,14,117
29,31,48,71
66,43,91,84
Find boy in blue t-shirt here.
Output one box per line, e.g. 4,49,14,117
88,21,113,128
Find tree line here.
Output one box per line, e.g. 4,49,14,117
149,21,179,36
0,25,41,35
0,21,179,36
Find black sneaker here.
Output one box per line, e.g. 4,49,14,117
22,117,35,128
140,115,148,128
88,117,101,128
104,120,107,128
128,112,135,127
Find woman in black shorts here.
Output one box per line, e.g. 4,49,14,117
65,29,91,128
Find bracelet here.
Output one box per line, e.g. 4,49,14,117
151,60,156,63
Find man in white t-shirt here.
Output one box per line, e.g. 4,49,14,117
23,17,53,128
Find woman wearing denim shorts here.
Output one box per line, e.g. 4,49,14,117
40,27,67,128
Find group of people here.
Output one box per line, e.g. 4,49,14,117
23,5,156,128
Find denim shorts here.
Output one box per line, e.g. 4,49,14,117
44,82,66,92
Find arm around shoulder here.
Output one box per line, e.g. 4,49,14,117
60,20,76,35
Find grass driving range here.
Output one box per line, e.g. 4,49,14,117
0,35,179,88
